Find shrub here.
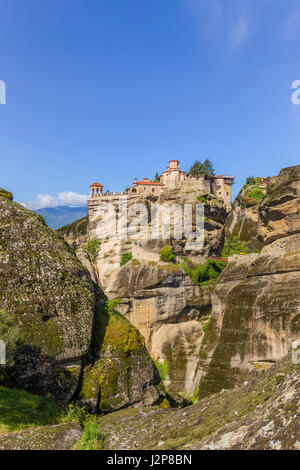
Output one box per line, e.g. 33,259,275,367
77,416,106,450
222,236,252,257
247,187,265,202
67,404,105,450
86,239,100,262
197,195,207,203
202,320,210,333
160,245,175,262
120,252,132,266
181,259,227,285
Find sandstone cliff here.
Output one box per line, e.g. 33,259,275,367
196,165,300,398
58,188,226,398
225,183,264,251
0,194,164,409
58,165,300,404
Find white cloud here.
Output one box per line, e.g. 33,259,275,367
184,0,252,50
57,191,89,206
25,191,89,210
228,6,249,49
284,6,300,38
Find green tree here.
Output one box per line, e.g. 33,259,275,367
188,160,203,178
202,159,215,176
154,172,160,183
188,159,215,178
160,245,175,262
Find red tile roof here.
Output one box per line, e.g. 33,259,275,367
90,182,103,187
133,180,163,186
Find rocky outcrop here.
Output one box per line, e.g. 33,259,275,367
196,165,300,398
258,165,300,246
99,352,300,450
109,262,213,397
79,300,163,412
0,196,95,400
58,166,300,404
85,189,227,292
0,423,82,450
0,193,164,408
58,189,227,397
225,184,264,251
57,217,98,283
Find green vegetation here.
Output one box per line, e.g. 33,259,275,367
86,239,100,262
0,386,65,432
188,159,215,178
221,236,253,256
179,387,199,405
80,298,149,411
246,176,255,185
131,258,141,266
247,187,265,202
153,172,160,183
202,319,211,333
160,245,175,262
67,404,105,450
181,258,227,285
120,252,132,266
154,360,169,381
0,309,20,366
0,188,13,201
197,195,207,203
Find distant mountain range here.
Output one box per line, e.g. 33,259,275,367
36,206,87,230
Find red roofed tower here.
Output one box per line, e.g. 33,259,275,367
90,182,103,198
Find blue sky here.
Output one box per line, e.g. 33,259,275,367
0,0,299,208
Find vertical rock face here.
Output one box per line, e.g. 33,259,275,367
0,195,164,408
58,165,300,402
0,197,95,400
58,189,227,398
225,184,264,251
196,165,300,398
258,165,300,246
107,263,213,396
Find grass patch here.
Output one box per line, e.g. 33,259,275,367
197,195,207,203
120,252,132,267
222,236,257,257
154,360,169,381
247,187,265,202
0,386,65,432
86,239,100,262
